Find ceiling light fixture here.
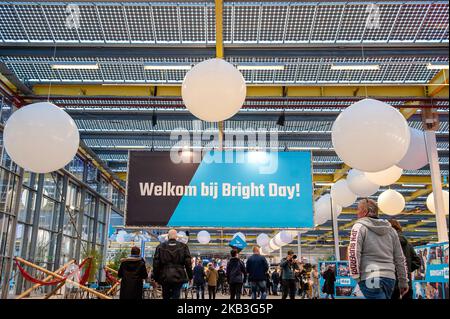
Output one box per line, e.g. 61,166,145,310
426,62,449,70
143,63,192,70
331,62,380,71
237,63,285,71
51,62,99,70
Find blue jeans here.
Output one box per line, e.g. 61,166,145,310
250,281,267,299
358,277,396,299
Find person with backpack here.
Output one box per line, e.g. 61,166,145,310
153,229,193,299
226,249,247,299
389,219,421,299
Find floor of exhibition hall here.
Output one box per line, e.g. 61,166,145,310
0,0,448,307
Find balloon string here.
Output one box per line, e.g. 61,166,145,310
361,44,368,98
47,45,58,102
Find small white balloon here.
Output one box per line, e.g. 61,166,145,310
378,189,405,215
426,191,449,215
197,230,211,244
397,127,428,170
331,179,357,207
314,194,343,224
182,58,246,122
365,165,403,186
347,169,380,197
332,98,410,172
256,233,270,247
177,231,189,244
268,239,281,251
4,102,80,173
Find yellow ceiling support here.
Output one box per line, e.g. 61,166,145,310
428,69,449,97
215,0,224,59
400,101,420,120
314,164,351,199
31,84,437,98
404,185,433,202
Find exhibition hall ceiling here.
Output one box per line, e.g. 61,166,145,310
0,0,448,246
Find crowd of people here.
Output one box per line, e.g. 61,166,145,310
117,199,421,300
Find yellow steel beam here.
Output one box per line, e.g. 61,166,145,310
215,0,224,59
400,101,420,120
428,69,449,98
404,185,433,202
31,84,436,98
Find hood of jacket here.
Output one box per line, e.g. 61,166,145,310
355,217,392,236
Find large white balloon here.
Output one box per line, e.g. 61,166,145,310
182,58,246,122
397,127,428,170
378,189,405,215
365,165,403,186
347,169,380,197
177,231,189,244
426,191,449,215
331,179,357,207
314,194,343,224
332,98,410,172
4,102,80,174
197,230,211,244
256,233,270,247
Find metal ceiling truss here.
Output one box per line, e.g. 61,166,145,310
1,55,448,85
1,1,448,45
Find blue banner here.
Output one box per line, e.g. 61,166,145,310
126,151,314,228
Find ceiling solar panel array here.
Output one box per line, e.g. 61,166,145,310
2,55,447,84
1,1,448,44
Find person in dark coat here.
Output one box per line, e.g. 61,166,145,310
117,246,148,300
246,246,269,299
271,268,281,296
389,219,421,300
226,249,247,299
192,260,206,299
153,229,193,299
217,265,226,294
322,265,336,299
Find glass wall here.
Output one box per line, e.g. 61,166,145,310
0,121,125,297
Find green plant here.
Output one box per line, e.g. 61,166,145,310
81,248,103,283
107,249,129,271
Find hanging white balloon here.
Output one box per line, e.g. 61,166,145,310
181,58,246,122
365,165,403,186
397,127,429,170
4,102,80,174
426,190,449,215
331,98,410,172
378,189,405,216
331,179,357,207
268,239,281,251
177,231,189,244
314,194,343,224
347,169,380,197
197,230,211,244
256,233,270,247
